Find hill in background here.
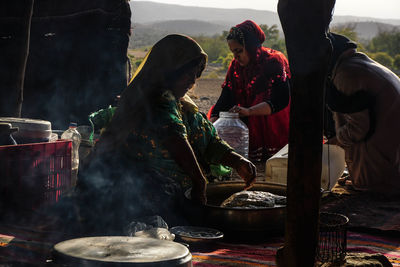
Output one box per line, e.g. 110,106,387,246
129,1,400,48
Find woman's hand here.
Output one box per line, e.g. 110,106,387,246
221,151,257,190
235,157,257,190
229,105,251,117
191,178,207,205
230,102,272,117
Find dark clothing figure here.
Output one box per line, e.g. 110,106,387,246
327,33,400,194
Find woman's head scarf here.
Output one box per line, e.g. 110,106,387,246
129,34,207,90
96,34,207,152
227,20,266,58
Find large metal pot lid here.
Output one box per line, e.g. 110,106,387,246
53,236,191,263
0,117,51,131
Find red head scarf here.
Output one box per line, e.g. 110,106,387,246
236,20,265,44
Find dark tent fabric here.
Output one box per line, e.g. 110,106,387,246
0,0,131,129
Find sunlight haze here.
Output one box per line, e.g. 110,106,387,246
137,0,400,20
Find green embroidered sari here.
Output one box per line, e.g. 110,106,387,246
119,90,233,190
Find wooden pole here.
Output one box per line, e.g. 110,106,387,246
13,0,35,117
276,0,335,266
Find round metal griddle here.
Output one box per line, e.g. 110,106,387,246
51,236,192,266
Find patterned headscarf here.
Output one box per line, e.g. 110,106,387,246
96,34,208,152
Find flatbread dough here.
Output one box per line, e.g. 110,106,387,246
221,190,286,209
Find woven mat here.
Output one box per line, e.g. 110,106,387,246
321,184,400,233
1,224,399,266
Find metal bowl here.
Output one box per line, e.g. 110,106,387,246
170,226,224,244
184,182,287,241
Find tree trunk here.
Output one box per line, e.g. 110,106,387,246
14,0,35,117
0,0,34,117
276,0,335,266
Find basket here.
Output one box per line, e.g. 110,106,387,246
0,140,72,212
316,212,349,263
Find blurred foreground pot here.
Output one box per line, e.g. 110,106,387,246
185,182,287,241
51,236,192,266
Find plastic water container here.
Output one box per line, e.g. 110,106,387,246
61,122,81,185
265,144,346,190
213,112,249,158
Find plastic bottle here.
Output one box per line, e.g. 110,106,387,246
61,122,81,185
213,112,249,159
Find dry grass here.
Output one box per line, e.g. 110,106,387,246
190,78,224,114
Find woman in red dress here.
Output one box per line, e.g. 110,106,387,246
210,20,291,162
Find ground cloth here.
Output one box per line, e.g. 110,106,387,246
1,185,399,266
191,232,400,266
1,224,399,266
321,184,400,232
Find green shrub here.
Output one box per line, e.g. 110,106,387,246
203,71,220,79
369,52,394,69
394,54,400,72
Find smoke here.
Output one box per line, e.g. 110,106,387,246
21,20,130,130
29,147,188,237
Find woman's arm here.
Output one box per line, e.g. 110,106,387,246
334,110,370,147
230,79,290,117
210,86,234,122
163,135,207,204
230,101,272,117
220,151,256,190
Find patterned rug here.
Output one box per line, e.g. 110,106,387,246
191,232,400,266
1,225,399,266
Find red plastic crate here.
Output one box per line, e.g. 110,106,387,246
0,140,72,211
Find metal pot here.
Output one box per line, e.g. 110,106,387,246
184,182,287,241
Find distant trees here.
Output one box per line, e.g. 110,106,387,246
260,24,286,54
370,52,394,69
330,23,359,43
394,55,400,72
365,30,400,73
330,24,400,74
129,23,400,76
368,30,400,57
193,33,230,63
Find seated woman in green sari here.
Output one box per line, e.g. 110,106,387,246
78,34,255,232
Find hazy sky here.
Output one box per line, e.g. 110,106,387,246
141,0,400,20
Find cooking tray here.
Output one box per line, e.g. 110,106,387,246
184,182,287,241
